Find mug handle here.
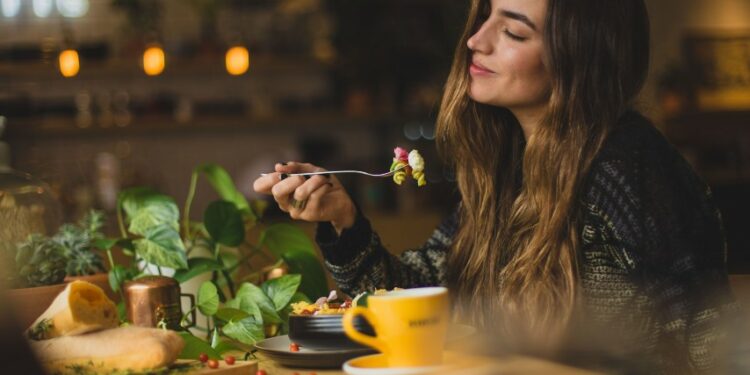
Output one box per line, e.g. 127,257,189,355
181,293,197,328
343,307,388,354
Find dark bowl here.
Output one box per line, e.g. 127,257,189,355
288,314,376,351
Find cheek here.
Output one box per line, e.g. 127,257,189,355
517,51,549,93
504,48,547,86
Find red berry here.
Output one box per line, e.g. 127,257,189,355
290,343,300,352
256,370,268,375
207,359,219,369
225,355,236,365
198,353,208,363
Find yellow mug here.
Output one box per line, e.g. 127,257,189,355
342,287,449,367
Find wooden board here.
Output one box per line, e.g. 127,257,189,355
179,359,258,374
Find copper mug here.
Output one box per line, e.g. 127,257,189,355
124,276,195,330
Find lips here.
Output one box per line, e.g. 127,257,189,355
469,60,495,75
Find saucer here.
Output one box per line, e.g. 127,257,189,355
254,334,375,368
343,353,460,375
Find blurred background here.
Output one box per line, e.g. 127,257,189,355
0,0,748,271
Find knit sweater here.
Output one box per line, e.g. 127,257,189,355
315,112,737,374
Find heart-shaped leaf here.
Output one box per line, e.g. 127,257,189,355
282,250,329,300
214,339,243,355
197,281,219,316
173,258,224,283
94,238,118,251
214,307,251,323
222,317,264,345
178,332,222,360
133,224,188,269
225,294,263,323
234,282,282,324
261,274,301,311
128,206,179,236
108,265,136,292
259,224,316,257
194,164,253,218
204,200,244,247
118,188,176,222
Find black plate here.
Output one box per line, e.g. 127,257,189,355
288,314,375,350
254,335,376,368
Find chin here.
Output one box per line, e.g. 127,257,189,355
468,87,491,105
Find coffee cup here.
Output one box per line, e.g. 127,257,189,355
342,287,449,367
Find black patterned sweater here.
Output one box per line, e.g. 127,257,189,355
315,112,737,374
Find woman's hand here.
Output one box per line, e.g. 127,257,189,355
252,162,357,233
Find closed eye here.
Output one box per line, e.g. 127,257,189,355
503,29,527,42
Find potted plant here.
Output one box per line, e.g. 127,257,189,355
101,163,329,359
7,210,111,327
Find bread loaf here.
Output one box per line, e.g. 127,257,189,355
27,280,118,340
31,326,185,373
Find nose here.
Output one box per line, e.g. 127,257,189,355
467,21,493,54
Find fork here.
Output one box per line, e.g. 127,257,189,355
261,164,407,178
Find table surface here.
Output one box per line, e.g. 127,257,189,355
254,352,603,375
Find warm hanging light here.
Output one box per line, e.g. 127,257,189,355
143,45,165,76
225,45,250,76
58,49,79,78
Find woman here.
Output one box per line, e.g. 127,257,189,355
254,0,737,372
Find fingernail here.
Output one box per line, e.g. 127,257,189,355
280,173,288,180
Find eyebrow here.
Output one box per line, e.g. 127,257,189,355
499,9,537,31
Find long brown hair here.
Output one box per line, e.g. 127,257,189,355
437,0,650,345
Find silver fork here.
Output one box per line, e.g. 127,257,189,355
261,164,406,178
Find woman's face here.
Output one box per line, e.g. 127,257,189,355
467,0,550,112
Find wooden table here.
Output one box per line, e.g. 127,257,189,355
254,352,604,375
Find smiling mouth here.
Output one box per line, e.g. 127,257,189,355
469,62,495,75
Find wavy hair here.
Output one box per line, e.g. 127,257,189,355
437,0,650,345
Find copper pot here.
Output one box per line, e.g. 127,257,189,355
124,276,195,330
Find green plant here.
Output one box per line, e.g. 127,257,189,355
53,211,107,277
14,234,67,288
13,210,108,288
185,276,309,352
105,163,329,357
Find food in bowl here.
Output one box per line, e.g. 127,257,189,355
291,291,352,316
287,289,401,351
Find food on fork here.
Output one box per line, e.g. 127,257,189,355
390,147,426,186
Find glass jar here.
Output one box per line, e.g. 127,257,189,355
0,116,62,285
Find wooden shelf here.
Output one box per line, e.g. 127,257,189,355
3,112,400,139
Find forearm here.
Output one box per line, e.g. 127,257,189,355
316,207,455,296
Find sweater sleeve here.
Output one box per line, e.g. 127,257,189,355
581,122,737,373
315,206,458,296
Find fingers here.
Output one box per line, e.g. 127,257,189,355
289,182,333,220
271,175,306,212
275,162,325,175
258,161,337,219
253,161,324,195
253,172,283,194
292,175,330,202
